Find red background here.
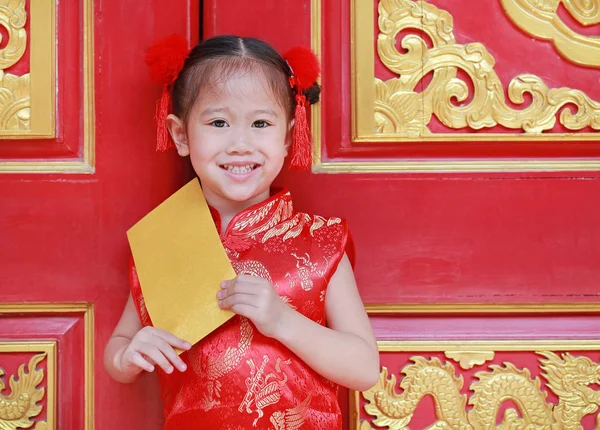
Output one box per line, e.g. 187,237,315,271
0,0,598,428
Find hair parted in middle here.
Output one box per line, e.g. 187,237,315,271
171,35,321,125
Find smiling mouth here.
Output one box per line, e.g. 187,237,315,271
220,164,259,175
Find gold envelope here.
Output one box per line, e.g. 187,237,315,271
127,178,235,351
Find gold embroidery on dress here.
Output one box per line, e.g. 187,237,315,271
195,317,254,411
285,253,328,291
238,199,294,239
227,194,342,253
233,199,279,232
309,216,325,235
270,394,312,430
232,260,276,285
261,214,342,244
261,213,311,243
327,217,342,227
310,216,341,236
238,355,291,427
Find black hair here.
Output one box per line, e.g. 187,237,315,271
171,35,321,123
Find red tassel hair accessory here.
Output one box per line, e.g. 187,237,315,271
145,34,190,151
283,46,320,171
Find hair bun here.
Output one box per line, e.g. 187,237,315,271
303,82,321,105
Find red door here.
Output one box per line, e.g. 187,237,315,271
2,0,599,429
1,1,196,429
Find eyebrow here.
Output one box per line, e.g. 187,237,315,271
200,107,280,118
200,107,233,116
252,109,279,117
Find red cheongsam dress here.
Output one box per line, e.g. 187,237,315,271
130,189,353,429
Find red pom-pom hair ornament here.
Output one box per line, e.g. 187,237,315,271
283,46,320,171
145,35,190,151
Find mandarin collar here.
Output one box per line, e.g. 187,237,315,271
209,189,294,252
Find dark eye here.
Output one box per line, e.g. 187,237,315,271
211,120,228,128
252,120,269,128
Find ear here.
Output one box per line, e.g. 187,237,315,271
285,119,296,154
166,114,190,157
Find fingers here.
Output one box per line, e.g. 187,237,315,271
218,291,258,310
125,327,191,374
216,276,287,338
129,351,155,373
216,285,255,301
218,276,269,298
157,339,188,372
220,275,265,289
152,327,192,351
217,278,255,303
138,342,176,373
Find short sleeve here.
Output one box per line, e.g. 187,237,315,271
322,218,354,285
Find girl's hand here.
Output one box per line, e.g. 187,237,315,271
217,275,290,338
118,326,191,376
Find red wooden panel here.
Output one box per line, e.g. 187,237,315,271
358,349,600,428
353,308,600,428
369,312,600,341
0,0,198,429
0,0,83,161
0,313,86,429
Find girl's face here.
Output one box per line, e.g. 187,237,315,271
169,71,290,210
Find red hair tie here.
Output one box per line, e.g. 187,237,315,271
145,34,190,152
283,46,320,171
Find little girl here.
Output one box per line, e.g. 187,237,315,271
104,35,379,429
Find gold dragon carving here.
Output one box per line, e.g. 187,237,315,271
0,0,29,131
360,351,600,429
0,353,47,430
375,0,600,136
501,0,600,67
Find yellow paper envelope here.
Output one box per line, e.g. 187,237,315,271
127,178,235,352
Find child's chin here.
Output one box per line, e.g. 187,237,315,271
223,187,267,203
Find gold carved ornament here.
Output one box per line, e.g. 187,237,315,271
444,350,495,370
0,0,29,131
359,351,600,428
501,0,600,68
375,0,600,136
0,353,46,430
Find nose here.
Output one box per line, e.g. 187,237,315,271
227,127,254,155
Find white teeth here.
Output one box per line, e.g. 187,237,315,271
224,164,255,174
